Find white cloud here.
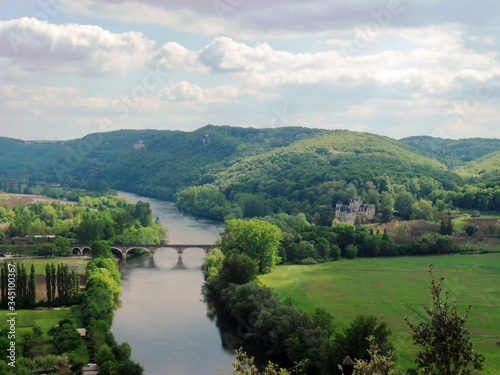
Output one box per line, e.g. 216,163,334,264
151,42,199,72
160,81,204,102
0,17,154,74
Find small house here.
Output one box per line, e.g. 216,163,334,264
76,328,87,338
82,363,99,375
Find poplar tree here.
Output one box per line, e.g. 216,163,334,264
46,263,52,303
29,264,36,305
50,263,56,302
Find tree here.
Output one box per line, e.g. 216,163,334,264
218,253,258,289
326,315,393,375
22,326,44,358
202,248,225,285
394,191,416,220
133,201,153,227
220,219,283,273
464,224,479,237
411,199,436,221
344,244,358,259
48,319,82,354
330,244,341,261
380,192,394,222
404,265,485,374
53,236,70,256
220,348,291,375
440,215,453,236
76,213,105,242
91,241,113,259
116,359,144,375
29,264,36,305
351,336,398,375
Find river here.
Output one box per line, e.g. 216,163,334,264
111,191,234,375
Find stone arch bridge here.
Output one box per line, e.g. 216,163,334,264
72,244,215,260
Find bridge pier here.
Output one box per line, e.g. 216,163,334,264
176,247,185,260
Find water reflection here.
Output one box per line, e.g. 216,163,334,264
172,258,187,270
111,192,233,375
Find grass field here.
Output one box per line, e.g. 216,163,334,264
0,307,88,362
259,254,500,374
21,256,89,275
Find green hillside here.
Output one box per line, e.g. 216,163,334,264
455,150,500,185
401,136,500,168
86,125,324,199
2,126,499,219
213,130,458,217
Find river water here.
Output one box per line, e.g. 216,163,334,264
111,191,234,375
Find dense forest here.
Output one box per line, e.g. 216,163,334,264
0,126,499,223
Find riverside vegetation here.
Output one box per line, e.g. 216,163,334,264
0,194,166,373
204,219,487,374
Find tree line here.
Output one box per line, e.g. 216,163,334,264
0,262,36,308
0,195,167,249
206,220,484,375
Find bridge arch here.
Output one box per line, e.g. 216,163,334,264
82,247,91,255
72,247,81,255
110,247,125,259
124,247,153,257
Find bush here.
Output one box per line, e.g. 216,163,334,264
299,257,317,265
464,224,479,236
345,244,358,259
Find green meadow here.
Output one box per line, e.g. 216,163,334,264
260,254,500,374
0,307,88,362
16,257,89,275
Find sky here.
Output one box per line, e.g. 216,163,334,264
0,0,499,141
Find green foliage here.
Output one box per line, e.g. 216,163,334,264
440,215,453,236
325,315,393,375
352,336,399,375
464,224,479,236
53,236,70,255
218,282,330,373
176,184,235,220
401,136,500,169
133,201,153,227
202,248,225,285
405,265,485,374
344,244,358,259
219,348,292,375
394,191,416,220
218,252,259,289
22,325,44,358
83,260,122,323
91,240,113,259
380,191,395,222
456,150,500,186
48,319,82,354
220,219,283,273
411,199,436,221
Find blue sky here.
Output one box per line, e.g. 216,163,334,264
0,0,499,140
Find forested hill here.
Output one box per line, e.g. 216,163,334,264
1,126,499,219
401,136,500,169
210,131,458,218
455,150,500,186
0,126,324,198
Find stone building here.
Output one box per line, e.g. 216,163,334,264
335,197,376,225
